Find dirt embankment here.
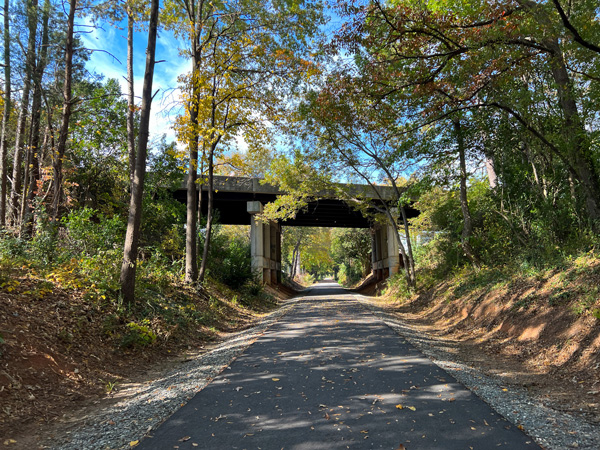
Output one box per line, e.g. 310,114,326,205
371,262,600,424
0,272,292,446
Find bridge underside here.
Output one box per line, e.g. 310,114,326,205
173,177,418,284
172,190,418,228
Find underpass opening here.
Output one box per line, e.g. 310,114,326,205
175,176,419,285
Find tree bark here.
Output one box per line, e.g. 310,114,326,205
10,0,38,226
126,5,136,187
21,0,50,236
0,0,11,227
545,38,600,228
198,139,218,283
52,0,76,220
119,0,159,305
454,118,480,268
184,122,198,283
184,0,207,284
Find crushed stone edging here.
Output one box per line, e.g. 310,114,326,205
42,296,306,450
356,295,600,450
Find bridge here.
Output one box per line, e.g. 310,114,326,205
174,176,418,284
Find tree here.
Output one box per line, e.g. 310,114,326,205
90,0,146,187
52,0,77,219
119,0,159,305
165,0,325,284
20,0,51,234
331,227,371,283
336,0,600,230
0,0,11,227
272,75,419,286
68,78,131,212
9,0,39,224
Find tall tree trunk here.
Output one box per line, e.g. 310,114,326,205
545,38,600,228
198,140,218,283
184,65,200,284
120,0,159,305
184,0,207,284
197,158,204,230
399,205,416,283
10,0,38,226
0,0,11,227
21,0,50,236
454,119,480,268
52,0,76,220
126,5,135,187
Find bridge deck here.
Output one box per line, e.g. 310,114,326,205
174,176,417,228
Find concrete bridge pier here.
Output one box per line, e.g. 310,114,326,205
371,224,401,281
248,201,281,285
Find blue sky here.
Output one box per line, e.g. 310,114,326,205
80,14,190,144
79,2,344,152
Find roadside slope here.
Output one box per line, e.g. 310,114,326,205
373,257,600,425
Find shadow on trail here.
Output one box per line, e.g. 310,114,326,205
139,282,538,450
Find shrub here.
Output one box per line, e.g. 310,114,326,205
62,207,125,256
208,229,255,289
121,320,157,348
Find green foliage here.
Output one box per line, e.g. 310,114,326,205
0,231,27,262
30,208,59,265
141,138,187,260
331,228,371,285
207,226,256,289
121,320,157,348
68,78,132,213
62,207,125,256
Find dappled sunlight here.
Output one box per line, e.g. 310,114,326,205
139,284,536,449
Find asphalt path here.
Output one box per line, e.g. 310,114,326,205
138,281,538,449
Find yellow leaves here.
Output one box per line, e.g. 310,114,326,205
3,439,17,446
129,440,139,447
271,378,280,381
395,404,416,411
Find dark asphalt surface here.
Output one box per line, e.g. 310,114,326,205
138,281,538,449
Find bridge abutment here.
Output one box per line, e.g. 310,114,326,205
371,224,400,281
248,201,281,285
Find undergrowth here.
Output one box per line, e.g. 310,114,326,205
0,210,277,353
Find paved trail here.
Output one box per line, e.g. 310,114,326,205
139,282,538,449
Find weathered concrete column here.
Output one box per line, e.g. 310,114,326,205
386,224,400,276
269,222,281,284
248,201,267,283
247,201,281,285
371,226,384,281
381,226,390,279
371,223,401,280
263,221,271,283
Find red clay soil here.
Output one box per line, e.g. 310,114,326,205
0,272,288,446
372,271,600,425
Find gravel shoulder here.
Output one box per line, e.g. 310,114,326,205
24,288,600,449
358,295,600,450
34,297,302,450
